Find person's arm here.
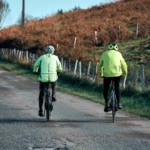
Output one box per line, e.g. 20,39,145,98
120,54,127,89
122,76,127,89
98,56,104,77
33,57,41,73
120,54,127,77
56,56,63,73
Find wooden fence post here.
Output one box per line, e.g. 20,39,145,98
0,49,3,59
21,51,24,60
9,49,11,58
6,49,9,58
16,50,19,58
12,49,14,57
0,49,4,60
63,60,67,72
148,61,150,73
68,58,71,74
74,60,78,75
95,31,98,44
94,62,98,82
118,25,120,37
19,51,21,60
139,63,145,92
79,61,82,78
2,48,5,60
133,65,138,88
73,37,77,49
56,44,59,50
29,53,32,63
87,61,91,77
11,49,14,58
136,23,139,37
3,48,5,55
61,57,63,69
26,51,28,63
13,48,16,57
32,54,36,62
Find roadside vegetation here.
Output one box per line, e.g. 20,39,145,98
0,60,150,119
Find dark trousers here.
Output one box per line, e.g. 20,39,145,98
39,81,56,110
103,76,121,105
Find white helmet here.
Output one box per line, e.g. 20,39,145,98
44,45,55,54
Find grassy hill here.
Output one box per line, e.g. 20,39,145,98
0,0,150,63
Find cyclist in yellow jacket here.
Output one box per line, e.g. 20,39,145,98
33,45,62,116
98,43,127,112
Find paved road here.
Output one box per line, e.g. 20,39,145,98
0,70,150,150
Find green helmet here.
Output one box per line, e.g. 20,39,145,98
108,43,118,51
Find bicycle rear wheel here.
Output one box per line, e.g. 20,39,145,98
112,99,116,123
46,104,50,122
111,91,116,123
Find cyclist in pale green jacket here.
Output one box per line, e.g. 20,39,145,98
33,45,62,116
98,43,127,112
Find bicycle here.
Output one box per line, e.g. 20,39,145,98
108,81,118,123
108,76,126,123
44,84,53,122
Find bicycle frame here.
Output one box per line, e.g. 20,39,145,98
107,76,126,122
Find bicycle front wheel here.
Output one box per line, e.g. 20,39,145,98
112,98,116,123
111,91,116,123
46,108,50,121
46,99,52,122
45,91,51,122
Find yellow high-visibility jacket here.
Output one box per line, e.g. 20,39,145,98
98,49,127,77
33,53,62,82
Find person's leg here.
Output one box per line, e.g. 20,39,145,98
103,77,112,112
113,76,122,109
38,81,45,116
44,82,50,109
51,81,57,102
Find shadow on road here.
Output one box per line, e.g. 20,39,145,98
0,114,148,126
0,118,113,124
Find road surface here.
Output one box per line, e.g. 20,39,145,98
0,70,150,150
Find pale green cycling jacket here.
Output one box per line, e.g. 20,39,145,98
33,53,62,82
98,49,127,77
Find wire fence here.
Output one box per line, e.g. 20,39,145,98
0,48,150,92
